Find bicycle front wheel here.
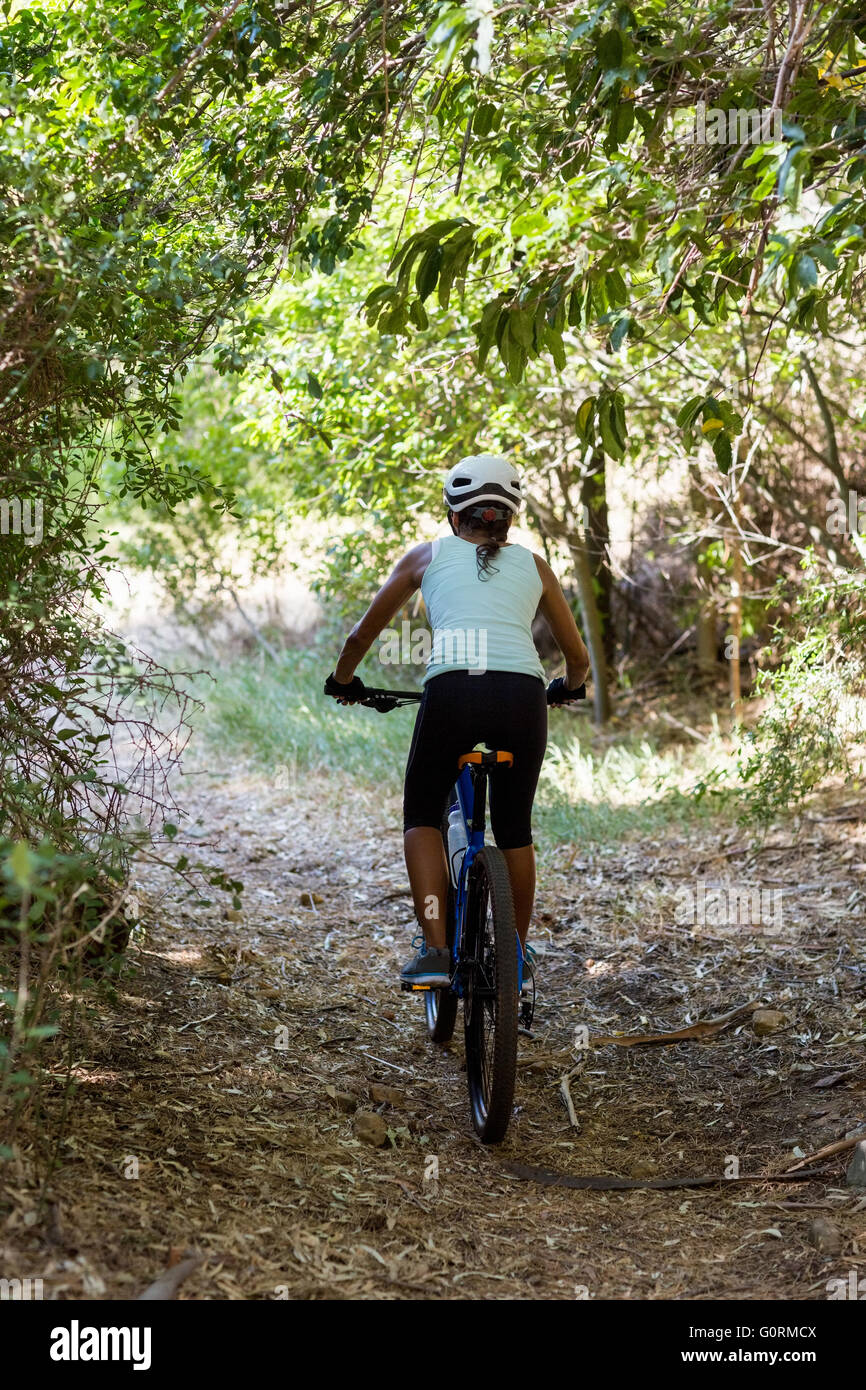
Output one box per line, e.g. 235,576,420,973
462,845,519,1143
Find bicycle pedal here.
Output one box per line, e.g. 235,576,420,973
400,980,432,992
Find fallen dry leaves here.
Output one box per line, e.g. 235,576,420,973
2,764,865,1300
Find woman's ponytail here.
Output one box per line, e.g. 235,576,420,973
474,516,510,579
453,506,512,580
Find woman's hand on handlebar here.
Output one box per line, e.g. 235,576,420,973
324,672,367,705
546,676,586,706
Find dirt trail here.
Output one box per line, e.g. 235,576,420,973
5,768,866,1299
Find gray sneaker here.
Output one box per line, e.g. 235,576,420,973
400,938,451,988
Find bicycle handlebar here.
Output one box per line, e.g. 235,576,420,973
357,686,423,712
326,677,586,713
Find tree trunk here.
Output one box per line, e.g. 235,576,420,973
529,477,611,725
568,531,611,726
728,531,743,720
580,452,614,667
690,467,719,679
696,601,717,675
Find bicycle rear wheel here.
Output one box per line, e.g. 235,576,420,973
424,808,458,1044
463,845,519,1143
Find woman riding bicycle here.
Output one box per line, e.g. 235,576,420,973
324,454,589,988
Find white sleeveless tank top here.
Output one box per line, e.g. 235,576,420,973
420,534,545,683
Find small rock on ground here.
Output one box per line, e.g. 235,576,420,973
846,1140,866,1188
369,1083,404,1108
751,1009,788,1036
808,1217,843,1255
353,1111,390,1147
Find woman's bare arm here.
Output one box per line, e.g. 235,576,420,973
533,554,590,688
334,542,431,683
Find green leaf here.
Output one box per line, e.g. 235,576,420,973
475,298,504,370
408,298,429,329
605,268,627,306
713,432,733,472
610,391,628,450
598,394,625,459
437,227,474,309
676,395,705,429
364,284,399,310
511,211,547,238
544,325,567,371
509,308,534,350
472,102,496,136
8,841,33,890
810,243,837,273
607,101,634,150
793,253,818,289
576,396,595,438
415,243,442,301
363,284,400,327
610,314,631,351
776,143,800,200
500,321,526,383
305,371,323,400
597,29,623,69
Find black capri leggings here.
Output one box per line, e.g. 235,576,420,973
402,670,547,850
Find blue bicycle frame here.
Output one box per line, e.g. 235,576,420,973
446,760,525,996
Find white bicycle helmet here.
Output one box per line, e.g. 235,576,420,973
442,454,523,515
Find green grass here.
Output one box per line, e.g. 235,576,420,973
192,646,418,787
192,647,734,846
534,729,729,845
